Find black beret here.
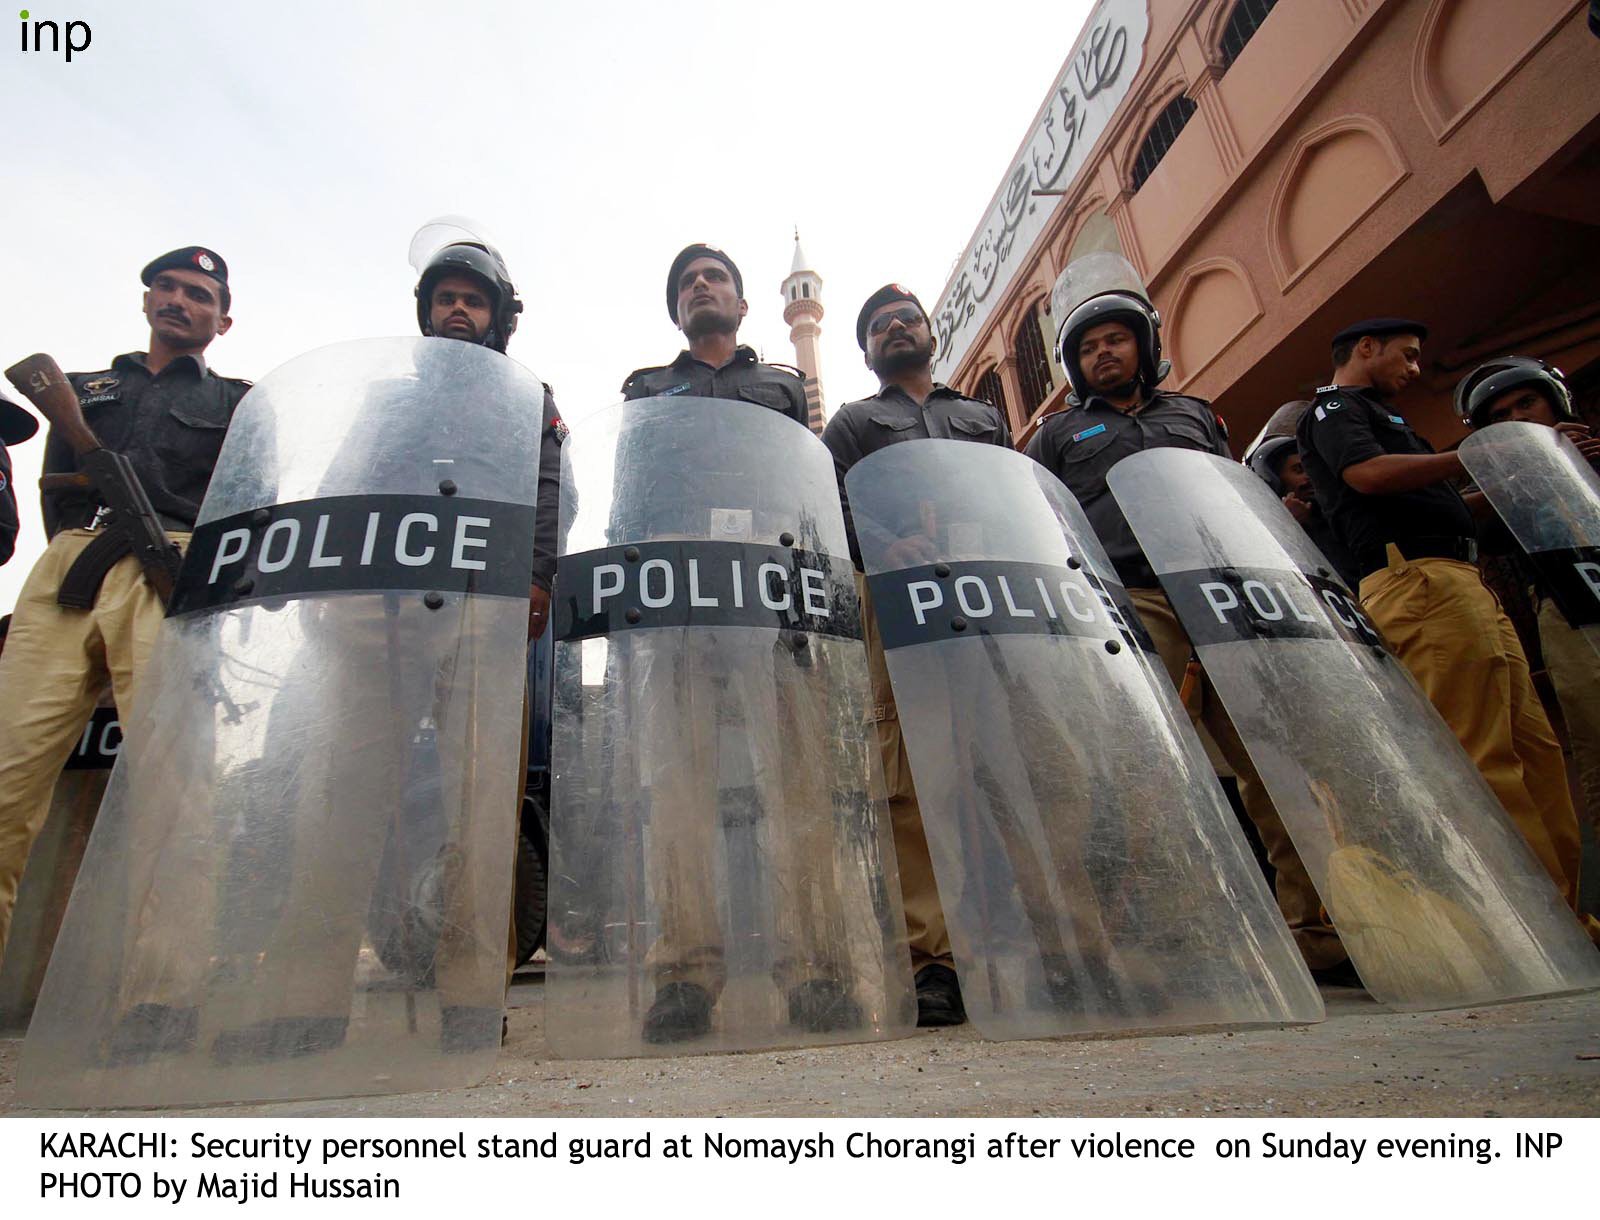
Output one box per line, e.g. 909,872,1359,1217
856,283,926,350
1,393,38,445
666,244,742,323
140,246,228,289
1331,317,1427,348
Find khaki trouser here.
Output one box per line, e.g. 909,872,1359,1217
859,575,953,974
1360,553,1584,914
1537,599,1600,839
1128,587,1347,972
0,530,187,961
629,630,849,998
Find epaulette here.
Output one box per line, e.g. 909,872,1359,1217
764,361,807,382
620,365,666,393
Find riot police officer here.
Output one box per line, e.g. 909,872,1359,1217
1246,409,1360,589
615,245,844,1044
414,234,564,636
0,392,37,567
1455,356,1599,936
1026,257,1348,982
0,247,248,986
622,243,809,420
822,283,1013,1026
1297,323,1585,919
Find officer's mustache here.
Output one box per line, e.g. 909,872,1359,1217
157,308,190,324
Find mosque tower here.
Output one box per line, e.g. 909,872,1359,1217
780,230,826,434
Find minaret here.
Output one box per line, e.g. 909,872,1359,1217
781,230,826,434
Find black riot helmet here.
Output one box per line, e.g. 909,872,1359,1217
1050,252,1170,405
1246,435,1298,496
1454,356,1574,429
414,242,522,352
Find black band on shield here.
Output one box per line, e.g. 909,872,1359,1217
556,541,861,641
1528,546,1600,629
1161,565,1384,651
61,707,121,772
870,559,1151,652
169,494,540,618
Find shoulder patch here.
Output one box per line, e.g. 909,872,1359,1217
551,414,569,443
1213,411,1229,440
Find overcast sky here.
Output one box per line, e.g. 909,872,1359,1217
1,0,1094,612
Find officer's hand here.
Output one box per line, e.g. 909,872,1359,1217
528,583,551,639
1555,422,1600,468
884,533,938,568
1282,492,1312,525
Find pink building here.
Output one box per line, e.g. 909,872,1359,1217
931,0,1600,449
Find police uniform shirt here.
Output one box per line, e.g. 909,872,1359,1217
0,441,17,566
620,345,809,427
531,384,566,592
43,352,251,536
822,383,1012,569
1025,390,1229,588
1295,385,1474,572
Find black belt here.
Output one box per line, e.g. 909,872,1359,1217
1357,536,1478,579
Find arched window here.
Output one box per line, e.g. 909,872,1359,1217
802,283,810,298
1130,95,1197,193
1013,302,1054,418
975,367,1009,424
1218,0,1279,73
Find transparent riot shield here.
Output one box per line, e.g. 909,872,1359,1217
1111,449,1600,1010
18,338,542,1107
548,397,915,1058
1460,421,1600,654
847,440,1321,1040
0,701,118,1034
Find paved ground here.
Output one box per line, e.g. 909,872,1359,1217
3,980,1597,1118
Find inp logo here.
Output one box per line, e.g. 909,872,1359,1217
19,9,91,62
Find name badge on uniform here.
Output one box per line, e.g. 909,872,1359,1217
659,383,692,397
1072,423,1107,443
1388,414,1405,426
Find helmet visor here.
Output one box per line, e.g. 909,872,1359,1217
1049,251,1151,325
408,215,507,276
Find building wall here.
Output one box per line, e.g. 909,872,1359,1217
947,0,1600,450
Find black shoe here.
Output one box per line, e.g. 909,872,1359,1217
101,1003,198,1067
440,1005,503,1054
211,1016,348,1065
914,964,966,1028
787,979,862,1033
642,982,713,1044
1310,958,1364,990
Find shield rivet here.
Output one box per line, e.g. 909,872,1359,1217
625,608,642,624
1067,556,1081,570
1316,566,1330,579
233,577,254,597
779,531,796,548
934,563,951,579
423,591,444,610
624,546,641,562
439,479,458,496
250,508,271,527
791,631,809,650
951,616,968,632
1104,639,1122,654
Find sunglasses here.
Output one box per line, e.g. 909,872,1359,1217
867,305,925,337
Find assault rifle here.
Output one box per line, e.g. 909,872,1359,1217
5,353,183,606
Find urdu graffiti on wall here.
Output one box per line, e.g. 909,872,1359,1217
931,0,1147,380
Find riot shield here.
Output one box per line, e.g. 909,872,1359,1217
18,338,542,1106
847,440,1321,1040
0,701,118,1034
1110,449,1600,1010
548,396,915,1057
1460,421,1600,652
